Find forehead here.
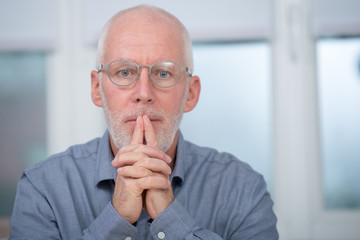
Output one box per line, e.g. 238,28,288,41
102,13,186,64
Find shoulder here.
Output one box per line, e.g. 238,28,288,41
27,137,101,171
22,137,102,187
180,139,271,211
183,139,260,180
179,140,268,200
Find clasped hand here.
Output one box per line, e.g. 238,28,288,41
111,115,174,224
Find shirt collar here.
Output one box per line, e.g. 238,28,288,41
170,131,186,185
96,130,116,185
95,130,187,186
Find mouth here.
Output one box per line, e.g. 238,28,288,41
125,115,161,126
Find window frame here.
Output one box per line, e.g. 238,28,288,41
272,0,360,239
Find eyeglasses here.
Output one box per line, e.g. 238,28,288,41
97,59,192,88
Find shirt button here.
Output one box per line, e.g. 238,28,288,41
158,231,166,239
124,237,132,240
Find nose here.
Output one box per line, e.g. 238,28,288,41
132,67,156,104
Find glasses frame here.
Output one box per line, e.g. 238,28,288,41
97,59,193,88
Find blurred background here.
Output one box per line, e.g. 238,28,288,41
0,0,359,239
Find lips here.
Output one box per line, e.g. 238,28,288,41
124,115,162,125
124,118,137,125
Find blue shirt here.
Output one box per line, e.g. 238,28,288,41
10,131,278,239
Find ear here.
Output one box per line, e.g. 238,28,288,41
91,70,103,107
184,75,201,113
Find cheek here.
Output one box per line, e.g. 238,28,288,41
102,85,129,109
162,89,187,112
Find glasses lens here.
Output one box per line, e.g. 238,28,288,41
107,60,138,86
151,61,181,87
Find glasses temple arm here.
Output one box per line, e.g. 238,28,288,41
97,64,105,73
186,67,192,76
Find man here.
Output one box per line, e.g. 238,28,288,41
10,5,278,240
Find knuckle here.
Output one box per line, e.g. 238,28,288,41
142,177,154,188
143,157,152,165
134,144,145,152
119,144,132,153
140,167,150,177
137,156,151,167
117,167,123,174
145,177,154,186
136,179,146,189
149,139,158,147
137,152,147,161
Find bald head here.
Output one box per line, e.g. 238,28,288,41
96,5,193,71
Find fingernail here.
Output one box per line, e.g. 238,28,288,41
144,115,150,123
166,155,172,163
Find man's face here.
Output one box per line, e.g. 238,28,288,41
93,15,195,152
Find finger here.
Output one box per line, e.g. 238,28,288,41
143,115,158,148
113,153,171,175
134,158,172,176
131,116,144,145
118,165,153,179
115,144,171,165
112,151,148,168
137,175,171,190
118,163,171,179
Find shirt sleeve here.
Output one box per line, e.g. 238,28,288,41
149,199,223,240
10,173,62,240
149,175,278,240
9,173,138,240
230,175,279,240
82,202,138,240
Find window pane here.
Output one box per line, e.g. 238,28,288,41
0,52,47,216
180,42,272,185
317,38,360,209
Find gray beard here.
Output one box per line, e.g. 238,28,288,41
104,107,182,152
100,84,188,152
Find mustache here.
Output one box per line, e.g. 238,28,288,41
120,108,165,121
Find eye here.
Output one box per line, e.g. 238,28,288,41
159,71,169,78
120,70,130,77
115,68,136,78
